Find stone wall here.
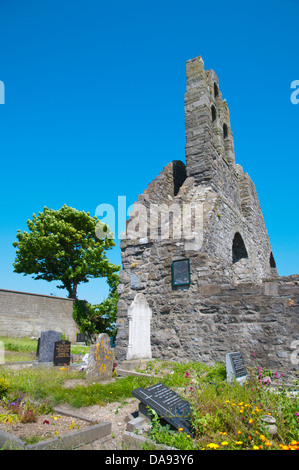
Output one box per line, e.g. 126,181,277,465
116,276,299,376
0,289,78,342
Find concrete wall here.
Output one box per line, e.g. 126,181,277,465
0,289,78,342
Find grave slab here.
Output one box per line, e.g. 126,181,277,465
132,382,194,437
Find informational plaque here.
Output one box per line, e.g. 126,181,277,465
54,340,71,366
172,259,190,287
132,383,194,437
226,351,247,383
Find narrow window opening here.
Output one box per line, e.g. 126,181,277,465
232,232,248,264
211,105,217,122
223,123,228,139
214,82,219,98
270,252,276,268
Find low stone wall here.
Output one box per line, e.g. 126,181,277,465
0,289,78,342
115,276,299,378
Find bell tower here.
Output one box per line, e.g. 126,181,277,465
184,56,235,187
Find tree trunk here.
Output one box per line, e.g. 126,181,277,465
68,284,78,299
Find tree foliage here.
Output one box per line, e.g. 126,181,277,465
13,205,120,300
73,272,119,338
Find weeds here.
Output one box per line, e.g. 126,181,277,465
0,348,298,450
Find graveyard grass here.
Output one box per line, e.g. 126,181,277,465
0,338,298,450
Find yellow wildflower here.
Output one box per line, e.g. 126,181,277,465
259,435,266,441
221,441,229,446
219,431,227,435
248,418,253,424
235,441,243,445
178,428,183,431
206,443,219,449
252,446,259,450
265,441,272,447
279,444,289,450
237,431,242,435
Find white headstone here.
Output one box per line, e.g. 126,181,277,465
126,293,152,361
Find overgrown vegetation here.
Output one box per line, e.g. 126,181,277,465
0,340,298,450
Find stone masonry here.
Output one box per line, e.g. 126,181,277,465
115,56,299,377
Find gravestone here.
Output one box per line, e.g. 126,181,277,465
36,338,40,357
226,351,247,384
132,382,194,437
126,293,152,361
54,340,71,366
38,330,61,363
76,333,86,343
86,333,114,382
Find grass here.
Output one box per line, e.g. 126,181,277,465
0,338,298,450
0,336,89,362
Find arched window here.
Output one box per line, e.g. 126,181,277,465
270,252,276,268
211,105,217,122
223,123,228,139
232,232,248,264
214,82,219,98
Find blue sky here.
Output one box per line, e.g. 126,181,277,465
0,0,298,304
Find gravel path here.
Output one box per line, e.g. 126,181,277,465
53,398,140,450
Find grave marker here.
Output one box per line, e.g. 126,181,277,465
54,339,71,366
86,333,114,382
76,333,86,343
132,382,194,437
226,351,247,384
38,330,61,363
126,293,152,361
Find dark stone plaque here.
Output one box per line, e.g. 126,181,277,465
172,259,190,287
76,333,86,343
226,351,247,381
38,330,61,363
53,340,71,366
132,383,194,437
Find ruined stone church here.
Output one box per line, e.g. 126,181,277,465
115,56,298,376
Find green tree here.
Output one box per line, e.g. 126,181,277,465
13,205,120,300
73,272,119,338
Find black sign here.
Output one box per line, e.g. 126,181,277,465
229,352,247,378
132,383,194,437
53,340,71,366
172,259,190,287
